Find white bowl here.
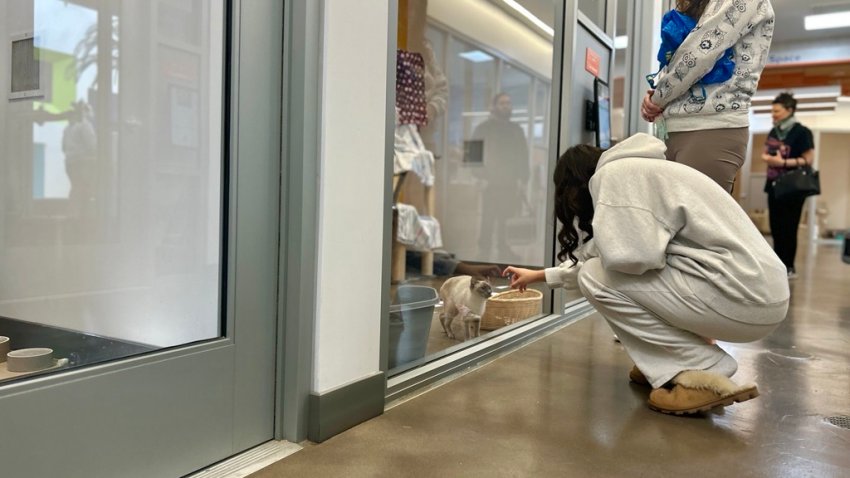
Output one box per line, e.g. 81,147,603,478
0,336,9,363
7,348,54,373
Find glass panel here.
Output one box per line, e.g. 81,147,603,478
611,0,628,142
0,0,224,384
389,0,555,372
578,0,607,30
420,26,445,158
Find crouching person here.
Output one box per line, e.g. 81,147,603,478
504,133,788,415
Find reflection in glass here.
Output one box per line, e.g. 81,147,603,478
578,0,607,30
611,0,629,142
0,0,223,383
389,0,555,372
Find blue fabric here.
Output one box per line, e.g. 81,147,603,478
657,9,735,85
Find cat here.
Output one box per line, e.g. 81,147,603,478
438,275,493,341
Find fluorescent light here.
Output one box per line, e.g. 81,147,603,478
501,0,555,37
614,35,628,49
458,50,494,63
804,11,850,30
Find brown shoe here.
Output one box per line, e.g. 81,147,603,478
647,370,759,415
629,365,650,387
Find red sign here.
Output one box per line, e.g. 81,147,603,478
585,47,601,77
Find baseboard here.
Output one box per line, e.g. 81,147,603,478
308,371,386,442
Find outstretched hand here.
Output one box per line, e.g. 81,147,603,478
502,266,545,292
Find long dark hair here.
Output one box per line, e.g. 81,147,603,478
553,144,603,265
676,0,710,19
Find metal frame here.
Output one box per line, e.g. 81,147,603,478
624,0,663,136
379,0,399,380
381,0,622,399
0,1,284,475
552,0,578,315
387,300,596,403
276,0,324,443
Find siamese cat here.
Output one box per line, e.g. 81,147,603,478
439,275,493,341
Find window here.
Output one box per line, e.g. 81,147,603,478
389,0,556,373
1,0,224,384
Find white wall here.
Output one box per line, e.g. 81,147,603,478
313,0,389,393
750,99,850,133
767,39,850,65
428,0,553,78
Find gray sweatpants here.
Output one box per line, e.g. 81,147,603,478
665,127,748,193
578,258,783,388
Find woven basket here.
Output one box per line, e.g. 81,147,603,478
480,289,543,331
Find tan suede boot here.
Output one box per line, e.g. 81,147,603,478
629,365,650,387
648,370,759,415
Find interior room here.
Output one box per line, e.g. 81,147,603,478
387,0,565,371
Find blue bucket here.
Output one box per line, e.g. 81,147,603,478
388,285,439,369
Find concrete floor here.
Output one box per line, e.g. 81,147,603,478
251,241,850,478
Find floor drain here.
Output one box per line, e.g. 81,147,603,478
825,416,850,429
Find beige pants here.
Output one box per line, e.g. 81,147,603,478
665,127,748,193
577,258,784,388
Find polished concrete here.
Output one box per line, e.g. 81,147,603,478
252,241,850,478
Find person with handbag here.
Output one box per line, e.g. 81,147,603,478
641,0,775,193
762,92,816,279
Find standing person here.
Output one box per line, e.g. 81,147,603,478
471,93,529,260
762,92,815,279
641,0,775,193
503,134,788,415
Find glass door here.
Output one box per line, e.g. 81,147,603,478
0,1,282,476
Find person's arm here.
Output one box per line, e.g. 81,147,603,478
541,261,583,290
592,203,677,275
785,127,815,168
574,239,599,262
794,128,816,167
762,151,785,168
502,266,546,292
651,0,763,108
796,149,814,167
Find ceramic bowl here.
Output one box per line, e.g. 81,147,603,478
0,336,9,363
6,348,54,373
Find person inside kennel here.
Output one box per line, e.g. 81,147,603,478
502,133,789,415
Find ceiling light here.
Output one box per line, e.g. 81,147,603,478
501,0,555,37
614,35,628,49
804,11,850,30
459,50,494,63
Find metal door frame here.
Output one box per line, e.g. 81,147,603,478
0,1,283,476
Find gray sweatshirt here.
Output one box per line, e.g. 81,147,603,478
651,0,775,132
546,133,788,323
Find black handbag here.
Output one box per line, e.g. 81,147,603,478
771,166,820,201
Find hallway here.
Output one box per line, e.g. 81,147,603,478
252,241,850,478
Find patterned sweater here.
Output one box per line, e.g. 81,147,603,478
651,0,775,132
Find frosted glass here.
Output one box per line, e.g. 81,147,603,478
0,0,224,350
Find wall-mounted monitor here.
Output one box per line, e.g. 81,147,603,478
594,77,611,149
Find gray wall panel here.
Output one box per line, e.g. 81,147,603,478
0,343,235,478
231,0,282,451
